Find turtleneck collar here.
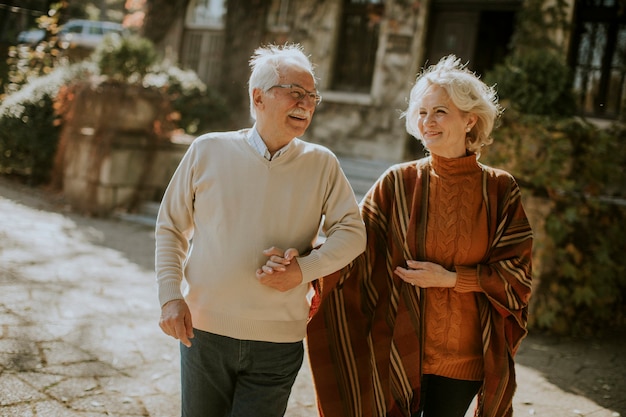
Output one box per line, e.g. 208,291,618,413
430,152,481,177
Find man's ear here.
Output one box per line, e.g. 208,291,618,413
252,88,264,109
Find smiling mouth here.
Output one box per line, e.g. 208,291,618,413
289,114,308,121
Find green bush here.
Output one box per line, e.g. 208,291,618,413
92,34,158,83
2,3,66,98
484,49,576,117
538,193,626,336
0,63,92,184
4,42,66,97
0,95,59,184
483,112,626,336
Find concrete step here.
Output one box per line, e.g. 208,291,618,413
338,156,390,182
115,201,160,227
139,201,161,218
338,156,391,200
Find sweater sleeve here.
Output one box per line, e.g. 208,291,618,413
154,142,197,307
454,266,483,292
297,157,366,283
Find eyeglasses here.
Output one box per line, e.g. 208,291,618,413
268,84,322,106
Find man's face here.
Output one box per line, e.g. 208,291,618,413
253,66,318,144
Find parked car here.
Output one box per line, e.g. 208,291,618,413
17,28,46,45
58,20,125,49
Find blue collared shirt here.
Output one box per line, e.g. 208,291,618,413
247,126,291,161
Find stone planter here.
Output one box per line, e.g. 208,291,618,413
53,81,188,216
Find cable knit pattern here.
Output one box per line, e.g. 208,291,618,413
423,153,488,380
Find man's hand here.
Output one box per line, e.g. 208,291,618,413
159,299,194,347
256,247,303,292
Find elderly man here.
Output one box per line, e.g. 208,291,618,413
155,43,366,417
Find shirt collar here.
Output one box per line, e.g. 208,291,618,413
247,126,291,161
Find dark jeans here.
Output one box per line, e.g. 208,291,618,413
180,329,304,417
415,374,483,417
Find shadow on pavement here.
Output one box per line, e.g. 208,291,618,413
516,331,626,415
0,177,156,272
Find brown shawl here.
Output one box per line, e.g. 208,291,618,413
307,157,533,417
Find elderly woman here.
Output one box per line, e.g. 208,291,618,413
305,55,533,417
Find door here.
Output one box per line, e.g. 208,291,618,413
424,11,479,67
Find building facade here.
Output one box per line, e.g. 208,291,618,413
155,0,626,162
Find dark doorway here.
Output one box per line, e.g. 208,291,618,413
423,7,517,76
473,10,516,76
423,11,480,68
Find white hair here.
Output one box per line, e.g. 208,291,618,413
403,55,502,155
248,43,317,120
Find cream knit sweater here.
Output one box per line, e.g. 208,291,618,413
155,129,366,343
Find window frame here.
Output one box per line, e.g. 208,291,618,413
330,0,384,94
185,0,226,30
570,0,626,118
267,0,294,32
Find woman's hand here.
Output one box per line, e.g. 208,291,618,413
394,260,456,288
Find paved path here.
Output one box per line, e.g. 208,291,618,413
0,177,624,417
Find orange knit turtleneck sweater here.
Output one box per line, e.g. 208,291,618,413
422,153,488,381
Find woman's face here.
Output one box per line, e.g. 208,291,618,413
416,84,476,158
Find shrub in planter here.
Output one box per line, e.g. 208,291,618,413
91,34,232,134
92,33,158,83
144,65,232,134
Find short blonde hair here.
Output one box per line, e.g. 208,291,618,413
403,55,502,155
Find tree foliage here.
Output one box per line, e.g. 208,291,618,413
484,0,575,117
482,110,626,337
481,0,626,336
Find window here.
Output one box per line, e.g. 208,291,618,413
89,25,104,36
267,0,294,31
571,0,626,118
332,0,384,93
185,0,226,29
181,0,226,87
66,24,83,34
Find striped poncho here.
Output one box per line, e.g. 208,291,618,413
307,156,533,417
